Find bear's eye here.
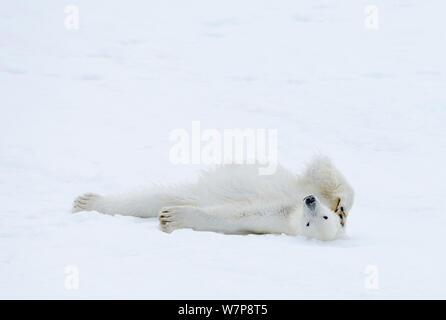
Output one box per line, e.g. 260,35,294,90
323,216,328,220
306,222,310,227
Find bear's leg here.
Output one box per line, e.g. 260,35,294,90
299,155,354,215
72,187,196,218
158,203,295,235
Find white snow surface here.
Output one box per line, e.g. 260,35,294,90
1,0,446,299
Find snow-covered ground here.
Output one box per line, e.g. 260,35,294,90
1,0,446,299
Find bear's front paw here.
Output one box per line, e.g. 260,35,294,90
158,206,202,233
158,207,185,233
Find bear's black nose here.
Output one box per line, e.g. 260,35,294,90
304,195,316,207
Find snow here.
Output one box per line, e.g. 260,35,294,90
1,0,446,299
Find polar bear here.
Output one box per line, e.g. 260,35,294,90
72,156,354,241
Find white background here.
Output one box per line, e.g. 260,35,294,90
1,0,445,299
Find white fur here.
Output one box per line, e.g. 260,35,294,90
72,156,354,241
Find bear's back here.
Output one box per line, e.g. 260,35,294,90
194,164,302,206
